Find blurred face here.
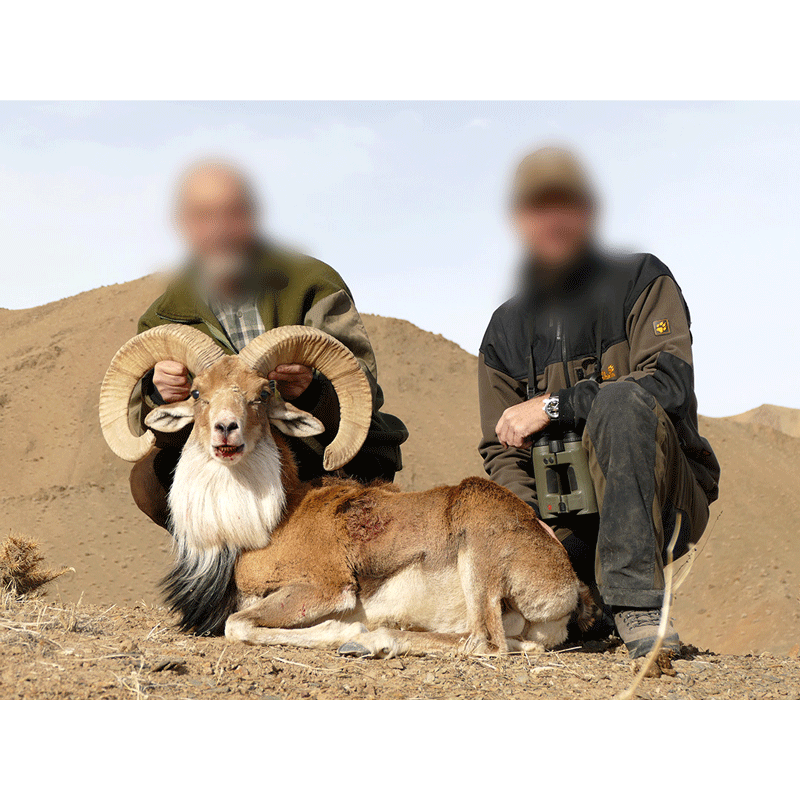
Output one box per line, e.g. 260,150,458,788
514,189,594,272
177,165,258,296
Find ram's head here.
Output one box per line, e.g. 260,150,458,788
99,325,372,472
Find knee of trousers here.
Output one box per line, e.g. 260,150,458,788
586,381,656,435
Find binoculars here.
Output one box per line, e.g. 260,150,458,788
531,426,598,520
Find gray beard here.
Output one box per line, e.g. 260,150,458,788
195,252,254,302
198,252,248,281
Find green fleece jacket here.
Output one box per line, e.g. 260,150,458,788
128,241,408,471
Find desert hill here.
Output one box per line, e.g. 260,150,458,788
729,404,800,439
1,276,798,656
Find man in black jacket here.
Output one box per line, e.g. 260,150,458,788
479,146,720,658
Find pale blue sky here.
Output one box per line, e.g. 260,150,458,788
1,101,797,417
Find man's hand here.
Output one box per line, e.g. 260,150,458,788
495,395,551,449
153,360,192,403
268,364,314,401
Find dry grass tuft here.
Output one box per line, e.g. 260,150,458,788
0,535,71,597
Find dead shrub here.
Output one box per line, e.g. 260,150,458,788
0,535,70,596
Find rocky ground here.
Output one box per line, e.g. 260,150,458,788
2,594,798,700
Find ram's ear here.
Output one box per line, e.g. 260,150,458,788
268,401,325,439
145,402,195,433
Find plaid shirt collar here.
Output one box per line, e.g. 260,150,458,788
209,297,266,353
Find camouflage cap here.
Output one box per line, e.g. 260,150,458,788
512,146,596,208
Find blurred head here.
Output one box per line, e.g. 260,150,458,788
511,146,597,274
175,161,260,298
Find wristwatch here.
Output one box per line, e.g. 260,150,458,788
542,396,560,420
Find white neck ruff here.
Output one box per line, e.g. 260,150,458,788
169,437,286,554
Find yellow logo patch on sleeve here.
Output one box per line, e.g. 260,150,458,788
653,318,671,336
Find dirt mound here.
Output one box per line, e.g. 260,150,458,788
728,404,800,439
1,276,799,656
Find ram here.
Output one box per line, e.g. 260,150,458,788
100,325,594,657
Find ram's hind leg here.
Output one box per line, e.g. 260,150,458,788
456,547,507,654
501,615,573,654
509,575,580,652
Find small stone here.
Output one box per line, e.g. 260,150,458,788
424,672,435,684
788,644,800,660
338,641,372,658
513,673,528,685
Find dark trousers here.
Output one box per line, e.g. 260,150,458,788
130,437,397,531
556,381,709,609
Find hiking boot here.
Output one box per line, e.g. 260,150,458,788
613,608,681,659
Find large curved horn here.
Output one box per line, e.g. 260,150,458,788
239,326,372,471
99,325,226,462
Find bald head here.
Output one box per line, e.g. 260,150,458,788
177,161,259,217
175,160,261,298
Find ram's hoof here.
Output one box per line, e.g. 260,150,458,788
338,641,373,658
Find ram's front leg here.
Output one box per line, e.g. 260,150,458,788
225,583,356,644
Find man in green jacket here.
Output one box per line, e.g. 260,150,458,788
129,161,407,529
479,147,720,659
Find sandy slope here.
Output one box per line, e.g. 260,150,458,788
1,276,799,656
729,404,800,439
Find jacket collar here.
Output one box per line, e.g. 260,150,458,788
519,247,611,304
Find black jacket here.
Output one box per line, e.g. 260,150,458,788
478,250,720,509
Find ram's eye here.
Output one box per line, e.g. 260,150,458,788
190,389,200,400
260,388,271,402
